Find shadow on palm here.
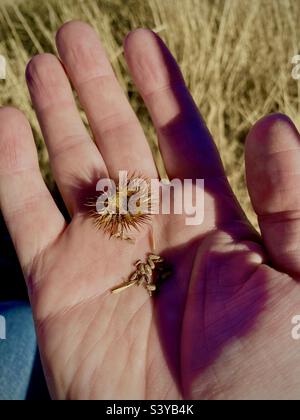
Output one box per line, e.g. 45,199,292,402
155,228,268,398
142,49,269,395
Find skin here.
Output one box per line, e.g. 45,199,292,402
0,21,300,400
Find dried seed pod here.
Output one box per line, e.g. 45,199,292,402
87,174,153,240
110,253,167,297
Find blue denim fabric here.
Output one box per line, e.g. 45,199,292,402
0,301,50,400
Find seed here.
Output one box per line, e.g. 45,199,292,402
144,264,152,276
147,258,155,269
148,254,162,261
130,272,138,282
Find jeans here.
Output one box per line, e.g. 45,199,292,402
0,301,50,400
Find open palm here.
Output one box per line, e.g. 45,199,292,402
1,22,300,400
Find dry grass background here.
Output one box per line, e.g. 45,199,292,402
1,0,300,228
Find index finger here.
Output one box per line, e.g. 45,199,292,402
0,107,65,276
56,21,157,180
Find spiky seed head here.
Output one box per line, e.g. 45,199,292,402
87,174,153,239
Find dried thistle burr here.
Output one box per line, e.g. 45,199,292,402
111,254,164,296
87,174,153,241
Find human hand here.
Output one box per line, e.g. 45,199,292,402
0,21,300,400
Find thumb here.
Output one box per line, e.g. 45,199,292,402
245,113,300,276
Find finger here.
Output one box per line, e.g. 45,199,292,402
55,21,156,179
245,113,300,275
0,107,65,275
26,53,107,214
124,29,224,180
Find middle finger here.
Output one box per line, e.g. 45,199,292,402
56,21,157,180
